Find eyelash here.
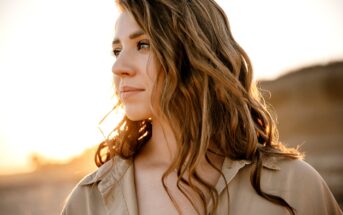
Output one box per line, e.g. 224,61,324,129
112,40,150,58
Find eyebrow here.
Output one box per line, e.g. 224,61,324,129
112,30,145,45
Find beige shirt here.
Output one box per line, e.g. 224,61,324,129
61,156,342,215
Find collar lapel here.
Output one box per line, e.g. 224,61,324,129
96,157,138,215
121,164,139,215
216,156,281,194
215,158,251,194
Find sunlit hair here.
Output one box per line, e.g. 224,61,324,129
95,0,302,214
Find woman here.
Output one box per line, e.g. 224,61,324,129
62,0,342,214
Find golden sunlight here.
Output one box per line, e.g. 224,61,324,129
0,0,119,175
1,0,342,175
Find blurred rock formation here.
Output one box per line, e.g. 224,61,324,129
259,61,343,204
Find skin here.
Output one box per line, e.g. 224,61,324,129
112,11,223,215
112,11,158,121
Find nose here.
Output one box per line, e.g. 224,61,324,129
112,54,136,77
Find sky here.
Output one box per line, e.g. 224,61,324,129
0,0,342,175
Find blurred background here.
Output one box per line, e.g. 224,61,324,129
0,0,342,214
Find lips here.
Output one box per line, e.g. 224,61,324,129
120,86,145,93
119,85,145,100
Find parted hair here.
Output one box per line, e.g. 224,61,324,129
95,0,302,214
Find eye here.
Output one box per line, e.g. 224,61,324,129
112,48,121,58
137,40,150,51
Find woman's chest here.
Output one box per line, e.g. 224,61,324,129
134,167,206,215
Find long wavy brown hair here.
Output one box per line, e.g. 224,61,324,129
95,0,302,214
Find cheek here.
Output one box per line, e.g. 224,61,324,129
149,69,164,113
146,57,162,87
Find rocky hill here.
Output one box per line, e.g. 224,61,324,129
259,61,343,203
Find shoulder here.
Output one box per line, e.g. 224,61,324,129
60,175,101,214
61,168,106,215
260,158,325,194
79,156,132,186
261,158,342,215
61,156,132,215
262,158,322,184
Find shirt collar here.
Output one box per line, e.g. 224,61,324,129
80,156,131,186
81,154,280,185
80,155,280,212
80,156,132,191
81,156,138,214
215,159,250,193
216,156,280,194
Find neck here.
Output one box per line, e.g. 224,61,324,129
136,117,178,166
134,117,224,173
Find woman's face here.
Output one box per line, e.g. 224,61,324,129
112,11,160,121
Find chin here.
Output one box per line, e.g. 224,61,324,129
124,108,152,122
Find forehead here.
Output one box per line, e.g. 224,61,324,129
114,11,142,38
